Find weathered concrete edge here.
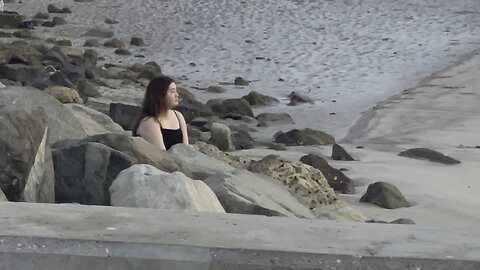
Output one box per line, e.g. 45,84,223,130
0,235,479,270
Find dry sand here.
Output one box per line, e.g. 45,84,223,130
235,51,480,229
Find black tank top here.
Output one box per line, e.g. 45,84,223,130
160,110,183,150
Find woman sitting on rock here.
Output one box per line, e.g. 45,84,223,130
133,76,189,150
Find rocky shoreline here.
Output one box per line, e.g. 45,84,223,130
2,2,478,228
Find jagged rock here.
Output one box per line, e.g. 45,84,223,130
249,155,337,209
209,122,235,151
64,104,124,136
242,91,279,106
44,86,82,104
110,164,225,213
130,37,145,46
274,128,335,146
53,142,134,205
256,113,294,125
222,98,254,117
204,170,314,218
103,38,124,48
0,108,54,202
82,27,114,38
0,64,46,86
398,148,460,165
300,154,355,194
332,144,355,161
192,142,251,170
108,102,141,131
360,182,411,209
288,91,314,106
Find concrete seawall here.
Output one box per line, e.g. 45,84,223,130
0,202,478,269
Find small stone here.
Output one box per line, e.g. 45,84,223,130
130,37,145,46
114,48,131,55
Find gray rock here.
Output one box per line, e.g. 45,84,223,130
232,130,253,150
168,144,235,180
332,144,355,161
82,27,114,38
104,18,119,24
0,87,86,144
398,148,461,165
77,79,100,98
47,4,71,13
53,142,134,205
0,108,54,202
209,122,235,151
84,39,100,47
234,76,249,86
204,170,315,218
130,37,145,46
114,48,131,55
0,64,46,86
390,218,416,225
33,12,49,20
64,104,124,136
207,85,226,93
242,91,279,106
42,16,66,27
109,102,141,131
45,86,83,104
128,62,161,80
103,38,124,48
360,182,411,209
55,39,72,46
274,128,335,146
288,91,314,106
110,164,225,213
222,98,254,117
256,113,294,124
0,12,23,28
300,154,355,194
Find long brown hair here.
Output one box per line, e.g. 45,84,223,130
132,76,175,136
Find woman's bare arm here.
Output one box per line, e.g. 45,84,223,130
176,111,189,145
137,117,167,150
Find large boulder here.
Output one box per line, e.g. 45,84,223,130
398,148,460,165
110,164,225,213
249,155,337,210
204,170,314,218
300,154,355,194
192,142,251,170
128,62,161,80
52,133,182,174
222,98,254,117
176,96,213,122
360,182,411,209
53,142,134,205
242,91,279,106
108,102,141,131
64,104,124,136
103,38,124,48
274,128,335,146
168,144,235,180
0,87,86,144
209,122,235,151
0,108,54,202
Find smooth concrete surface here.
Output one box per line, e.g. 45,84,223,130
0,201,479,269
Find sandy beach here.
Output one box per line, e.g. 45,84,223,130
2,0,480,229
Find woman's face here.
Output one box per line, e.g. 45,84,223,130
164,82,179,108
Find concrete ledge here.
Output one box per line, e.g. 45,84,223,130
0,202,478,269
